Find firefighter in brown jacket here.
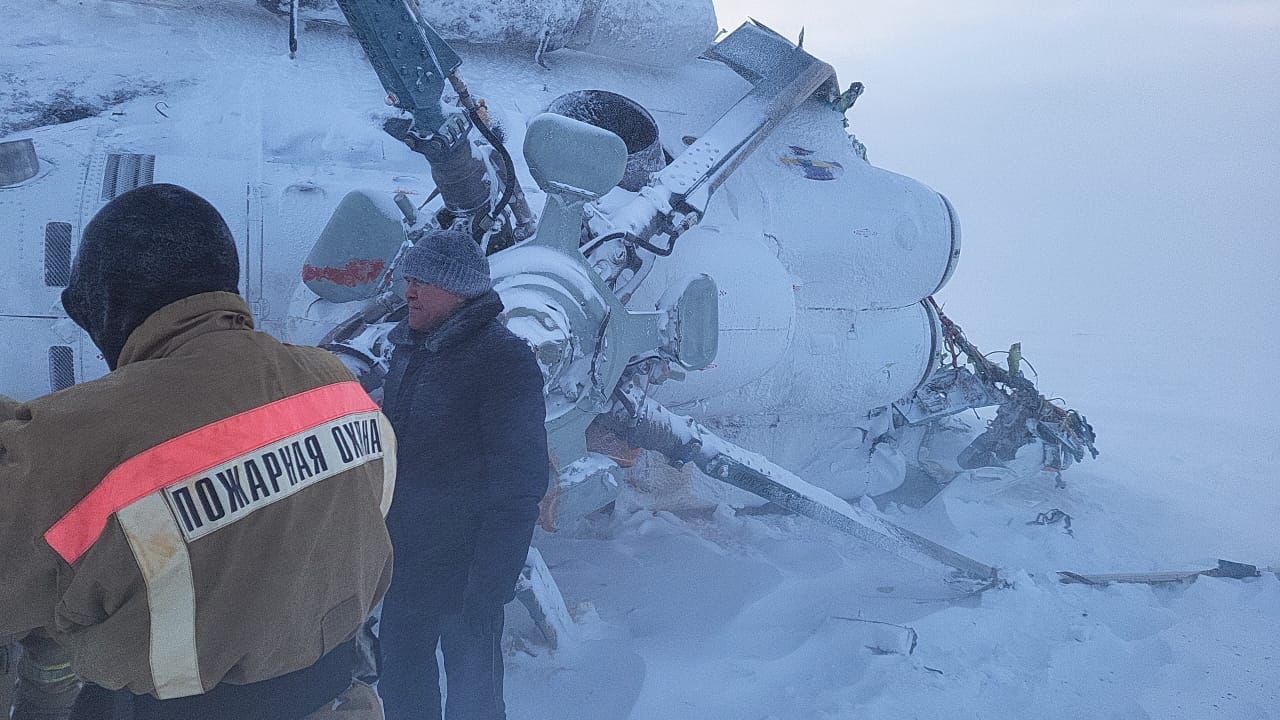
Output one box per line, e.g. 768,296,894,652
0,184,396,719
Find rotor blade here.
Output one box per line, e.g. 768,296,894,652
608,396,1001,588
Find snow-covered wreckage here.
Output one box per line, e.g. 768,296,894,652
0,0,1135,648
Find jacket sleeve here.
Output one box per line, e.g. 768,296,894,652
464,340,550,607
0,397,56,637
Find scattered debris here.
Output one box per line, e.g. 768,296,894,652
1059,559,1266,587
514,548,577,649
1028,508,1073,536
881,305,1098,509
930,300,1098,476
831,616,919,656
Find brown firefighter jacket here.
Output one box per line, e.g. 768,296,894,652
0,292,396,701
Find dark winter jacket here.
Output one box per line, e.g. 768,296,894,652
381,290,549,613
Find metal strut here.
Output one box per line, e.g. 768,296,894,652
588,21,839,296
335,0,523,242
606,394,1001,590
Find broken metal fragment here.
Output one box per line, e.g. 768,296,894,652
1028,508,1073,536
1058,559,1265,586
606,391,1001,590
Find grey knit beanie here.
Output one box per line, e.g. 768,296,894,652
400,228,492,299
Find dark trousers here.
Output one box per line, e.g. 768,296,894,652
379,597,505,720
67,639,357,720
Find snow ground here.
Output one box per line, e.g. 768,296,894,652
504,324,1279,720
503,4,1280,719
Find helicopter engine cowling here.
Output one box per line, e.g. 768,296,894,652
624,99,955,420
630,222,943,418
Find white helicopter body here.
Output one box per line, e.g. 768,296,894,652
2,0,959,503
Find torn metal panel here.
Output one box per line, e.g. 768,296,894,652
831,616,918,656
1059,559,1265,586
538,454,621,533
515,547,576,649
893,366,1005,425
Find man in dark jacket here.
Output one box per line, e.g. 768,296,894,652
378,229,549,720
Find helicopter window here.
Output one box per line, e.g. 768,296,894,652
100,153,155,202
44,222,73,287
0,138,40,187
48,346,75,393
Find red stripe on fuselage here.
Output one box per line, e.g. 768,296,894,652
44,381,378,564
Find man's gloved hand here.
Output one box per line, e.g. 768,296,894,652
461,602,504,638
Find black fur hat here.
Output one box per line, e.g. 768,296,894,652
63,183,240,369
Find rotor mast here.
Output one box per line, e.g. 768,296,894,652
334,0,533,242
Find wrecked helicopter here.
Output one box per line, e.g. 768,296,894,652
0,0,1097,640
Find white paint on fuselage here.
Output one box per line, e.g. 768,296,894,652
1,1,957,499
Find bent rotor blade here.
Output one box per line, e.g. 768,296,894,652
611,397,1000,589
